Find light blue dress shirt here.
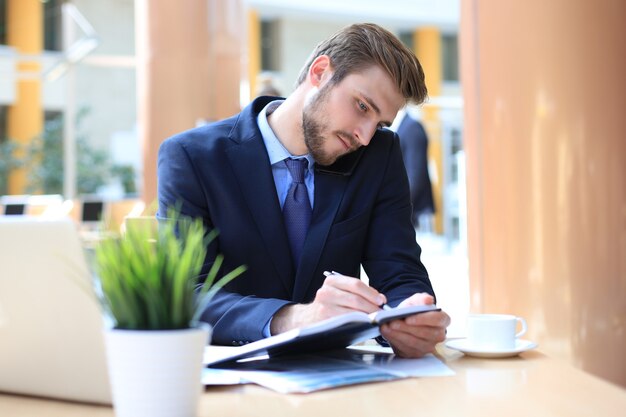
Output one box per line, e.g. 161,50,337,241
257,100,315,209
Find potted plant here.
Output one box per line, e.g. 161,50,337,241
94,211,245,417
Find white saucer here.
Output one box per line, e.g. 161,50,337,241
445,338,538,358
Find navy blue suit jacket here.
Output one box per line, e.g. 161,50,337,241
157,97,435,346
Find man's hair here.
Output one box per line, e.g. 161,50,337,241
296,23,427,104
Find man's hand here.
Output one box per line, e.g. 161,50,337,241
271,272,385,335
379,293,450,358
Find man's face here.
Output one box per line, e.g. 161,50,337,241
302,65,405,166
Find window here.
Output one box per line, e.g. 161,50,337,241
398,31,414,50
44,0,62,51
442,34,459,82
0,0,6,44
0,106,11,195
0,106,6,138
260,19,280,72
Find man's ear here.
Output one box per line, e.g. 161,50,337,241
307,55,332,87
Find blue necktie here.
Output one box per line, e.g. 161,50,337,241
283,158,312,266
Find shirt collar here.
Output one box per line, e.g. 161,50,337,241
257,100,314,170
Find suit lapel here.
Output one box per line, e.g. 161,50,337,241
225,101,294,295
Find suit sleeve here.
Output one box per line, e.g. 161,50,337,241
362,133,435,305
157,138,291,345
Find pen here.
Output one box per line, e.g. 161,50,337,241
323,270,391,311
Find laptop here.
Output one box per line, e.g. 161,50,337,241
1,195,28,216
81,200,105,223
0,217,112,405
2,203,25,215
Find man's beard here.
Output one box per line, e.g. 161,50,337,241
302,84,359,166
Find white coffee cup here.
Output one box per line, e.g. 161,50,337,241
467,314,527,350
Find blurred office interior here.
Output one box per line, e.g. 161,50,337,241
0,0,624,388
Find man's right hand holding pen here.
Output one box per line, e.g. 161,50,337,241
270,270,450,358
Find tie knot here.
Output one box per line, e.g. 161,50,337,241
284,158,308,183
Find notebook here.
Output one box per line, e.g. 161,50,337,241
0,217,112,405
206,304,440,368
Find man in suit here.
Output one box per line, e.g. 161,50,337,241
396,111,436,228
158,23,450,358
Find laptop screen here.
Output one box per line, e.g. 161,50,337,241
82,201,104,222
3,203,25,215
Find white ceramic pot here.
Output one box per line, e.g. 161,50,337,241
104,325,210,417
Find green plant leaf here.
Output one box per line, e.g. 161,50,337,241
93,208,244,330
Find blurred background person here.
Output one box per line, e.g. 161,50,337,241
255,72,282,97
392,108,435,231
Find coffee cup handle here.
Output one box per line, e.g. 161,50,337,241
516,317,527,338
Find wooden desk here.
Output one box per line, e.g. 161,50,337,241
1,345,624,417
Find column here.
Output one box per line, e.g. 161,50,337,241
135,0,242,205
6,0,43,194
414,28,443,234
247,9,260,101
462,0,626,387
